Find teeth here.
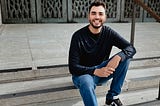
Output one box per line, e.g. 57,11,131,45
94,20,100,24
95,20,99,23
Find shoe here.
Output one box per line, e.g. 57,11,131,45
105,98,123,106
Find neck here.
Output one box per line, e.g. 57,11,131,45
88,25,102,34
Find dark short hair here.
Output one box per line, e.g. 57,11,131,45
89,0,106,13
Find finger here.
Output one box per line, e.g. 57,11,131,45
108,67,115,71
104,71,113,76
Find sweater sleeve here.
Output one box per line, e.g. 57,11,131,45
117,45,136,61
68,33,96,76
110,28,136,61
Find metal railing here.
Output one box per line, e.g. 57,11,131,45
134,0,160,22
130,0,160,45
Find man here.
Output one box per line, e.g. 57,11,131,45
68,0,136,106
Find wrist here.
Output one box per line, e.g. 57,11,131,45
115,55,121,61
94,69,99,75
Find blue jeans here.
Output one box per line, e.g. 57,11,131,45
72,58,130,106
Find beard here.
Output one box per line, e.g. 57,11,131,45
89,19,103,29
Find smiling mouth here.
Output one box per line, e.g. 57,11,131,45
93,20,102,25
89,19,103,29
94,20,100,24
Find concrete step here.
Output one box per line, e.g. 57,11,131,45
1,87,159,106
0,57,160,83
27,87,159,106
0,65,69,83
129,100,160,106
0,66,160,96
0,67,160,106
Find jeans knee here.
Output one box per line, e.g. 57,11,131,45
78,75,96,90
125,58,130,63
119,58,130,66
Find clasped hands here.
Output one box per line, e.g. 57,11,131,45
94,55,121,77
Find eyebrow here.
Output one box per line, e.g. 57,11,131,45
91,11,104,14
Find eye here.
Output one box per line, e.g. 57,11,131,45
99,12,104,16
91,12,96,15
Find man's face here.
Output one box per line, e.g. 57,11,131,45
88,6,106,29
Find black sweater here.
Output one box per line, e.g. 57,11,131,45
69,25,136,76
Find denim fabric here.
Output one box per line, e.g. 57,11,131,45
72,58,130,106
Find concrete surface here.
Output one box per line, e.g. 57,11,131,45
0,67,160,96
19,87,159,106
0,22,160,106
0,22,160,70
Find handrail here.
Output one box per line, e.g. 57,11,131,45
158,81,160,100
134,0,160,22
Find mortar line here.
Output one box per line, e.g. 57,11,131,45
25,25,37,70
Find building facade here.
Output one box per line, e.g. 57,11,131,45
0,0,159,24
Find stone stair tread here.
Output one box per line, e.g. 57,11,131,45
0,58,160,84
0,67,160,106
0,76,72,96
126,66,160,79
35,87,159,106
0,67,160,98
0,87,158,106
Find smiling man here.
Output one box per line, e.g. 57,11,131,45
68,0,136,106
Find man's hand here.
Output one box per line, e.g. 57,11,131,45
94,67,115,77
94,55,121,77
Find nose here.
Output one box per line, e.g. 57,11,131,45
95,14,100,19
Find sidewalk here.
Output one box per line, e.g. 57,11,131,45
0,22,160,70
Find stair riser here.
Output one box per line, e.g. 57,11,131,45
0,77,159,106
0,58,160,83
